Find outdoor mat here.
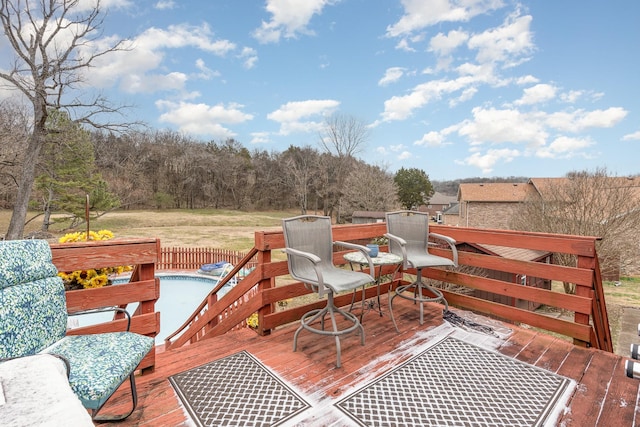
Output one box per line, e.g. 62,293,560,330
169,351,310,427
335,337,571,427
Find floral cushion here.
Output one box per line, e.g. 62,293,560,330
0,241,67,359
0,239,155,415
45,332,154,410
0,239,59,289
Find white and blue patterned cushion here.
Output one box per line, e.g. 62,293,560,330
45,332,154,410
0,239,154,412
0,240,67,359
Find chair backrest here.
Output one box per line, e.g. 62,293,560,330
282,215,334,286
386,210,429,256
0,239,68,359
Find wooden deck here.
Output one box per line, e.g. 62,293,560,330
93,297,640,427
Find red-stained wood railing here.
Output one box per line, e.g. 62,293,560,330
50,238,160,372
165,223,612,353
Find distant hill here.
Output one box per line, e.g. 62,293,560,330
432,176,529,196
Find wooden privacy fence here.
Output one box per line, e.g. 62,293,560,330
159,247,257,270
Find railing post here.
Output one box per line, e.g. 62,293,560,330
574,257,592,331
254,229,275,337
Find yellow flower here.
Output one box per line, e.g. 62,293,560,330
59,230,130,290
247,313,259,328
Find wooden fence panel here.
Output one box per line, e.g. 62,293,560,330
159,247,257,270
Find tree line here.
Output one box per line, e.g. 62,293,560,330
0,105,442,232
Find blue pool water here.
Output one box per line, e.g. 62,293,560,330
71,274,234,345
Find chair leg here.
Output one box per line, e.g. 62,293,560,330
91,372,139,422
293,293,364,368
390,267,448,331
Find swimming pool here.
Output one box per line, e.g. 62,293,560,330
70,274,234,345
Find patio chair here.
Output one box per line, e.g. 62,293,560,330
385,210,458,331
282,215,375,368
0,239,154,421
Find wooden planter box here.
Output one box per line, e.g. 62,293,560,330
50,238,160,372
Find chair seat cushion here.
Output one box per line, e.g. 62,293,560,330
316,267,373,293
44,332,154,410
407,252,456,268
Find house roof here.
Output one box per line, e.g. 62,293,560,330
457,183,536,202
529,176,640,201
428,192,457,205
471,243,551,261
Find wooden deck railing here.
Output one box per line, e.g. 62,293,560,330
164,223,612,353
50,238,160,372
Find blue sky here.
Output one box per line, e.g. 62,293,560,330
3,0,640,180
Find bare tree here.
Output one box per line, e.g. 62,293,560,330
282,145,321,214
1,0,131,239
510,168,640,293
0,101,30,208
339,163,399,220
319,113,370,158
318,113,371,222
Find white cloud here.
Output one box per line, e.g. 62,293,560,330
449,86,478,107
429,30,469,56
378,67,405,86
267,99,339,135
622,131,640,141
86,24,237,94
239,47,258,69
515,75,539,85
381,74,492,122
468,12,534,66
121,71,188,93
515,83,557,105
154,1,176,10
250,132,271,144
386,0,505,37
389,144,406,152
414,131,446,147
458,148,520,174
252,0,333,44
560,90,583,103
194,59,220,80
458,107,548,147
398,151,413,160
546,107,628,132
156,100,253,139
76,0,132,12
536,136,594,159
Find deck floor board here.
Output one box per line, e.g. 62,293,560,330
94,298,640,426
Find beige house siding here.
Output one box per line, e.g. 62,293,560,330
459,201,522,229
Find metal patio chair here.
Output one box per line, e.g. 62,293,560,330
282,215,374,368
0,239,154,421
385,210,458,331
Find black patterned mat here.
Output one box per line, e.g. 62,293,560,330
169,351,310,427
336,337,571,427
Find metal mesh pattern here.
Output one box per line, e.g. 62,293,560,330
169,351,310,427
336,337,571,427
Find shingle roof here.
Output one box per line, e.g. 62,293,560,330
429,192,457,205
457,183,536,202
474,243,551,261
